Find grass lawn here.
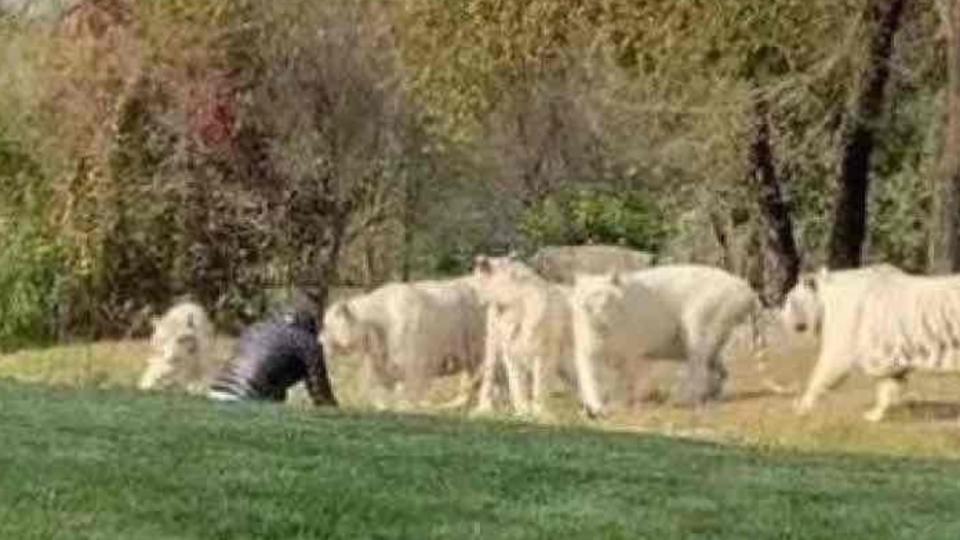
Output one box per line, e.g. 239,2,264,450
4,339,960,459
2,379,960,539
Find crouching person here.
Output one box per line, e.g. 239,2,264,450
208,308,338,406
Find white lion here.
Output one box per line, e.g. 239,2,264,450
783,264,960,422
471,255,575,417
322,277,486,410
570,273,676,415
138,301,215,393
570,265,763,417
530,245,655,284
781,263,903,337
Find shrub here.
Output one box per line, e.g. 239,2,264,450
0,134,62,350
0,223,63,352
520,187,668,253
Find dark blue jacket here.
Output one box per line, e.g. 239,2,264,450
210,310,337,405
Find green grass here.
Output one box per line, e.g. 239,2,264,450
6,340,960,460
2,380,960,539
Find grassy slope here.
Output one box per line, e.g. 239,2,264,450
2,380,960,540
4,340,960,459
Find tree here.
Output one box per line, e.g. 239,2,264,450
828,0,908,269
932,0,960,272
246,0,429,313
746,91,801,304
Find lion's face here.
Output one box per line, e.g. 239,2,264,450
472,255,539,308
572,273,626,330
321,302,363,355
781,274,822,335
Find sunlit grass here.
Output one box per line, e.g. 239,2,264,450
3,379,960,539
2,336,960,459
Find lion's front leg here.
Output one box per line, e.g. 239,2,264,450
795,352,853,416
138,356,174,391
500,347,531,416
675,339,726,406
573,344,606,419
363,353,393,411
471,330,501,416
530,355,552,420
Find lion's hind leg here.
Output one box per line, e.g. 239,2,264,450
437,369,476,410
864,373,908,423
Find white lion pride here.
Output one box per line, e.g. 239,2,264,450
570,265,763,417
138,300,216,393
783,264,960,422
471,255,575,417
321,277,486,410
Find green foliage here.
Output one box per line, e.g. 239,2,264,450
867,90,940,272
870,165,932,272
521,188,668,253
0,224,62,352
0,0,952,340
0,131,62,351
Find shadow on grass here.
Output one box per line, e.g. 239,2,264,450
722,388,782,403
895,400,960,422
614,386,791,411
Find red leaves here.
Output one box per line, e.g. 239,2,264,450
188,77,237,150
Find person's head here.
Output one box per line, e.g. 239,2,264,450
278,307,319,336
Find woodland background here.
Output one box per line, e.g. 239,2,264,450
0,0,957,349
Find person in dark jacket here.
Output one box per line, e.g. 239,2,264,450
208,307,337,406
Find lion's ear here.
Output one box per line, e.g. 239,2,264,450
474,255,492,275
802,269,826,292
328,302,347,321
816,266,833,288
338,303,355,323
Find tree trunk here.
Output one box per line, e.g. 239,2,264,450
709,210,733,271
827,0,907,269
933,0,960,272
746,93,801,305
742,220,766,297
400,169,420,282
303,212,349,321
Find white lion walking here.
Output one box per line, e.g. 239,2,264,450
783,264,960,422
471,255,575,417
529,245,655,284
322,277,486,410
138,300,216,393
570,265,763,417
